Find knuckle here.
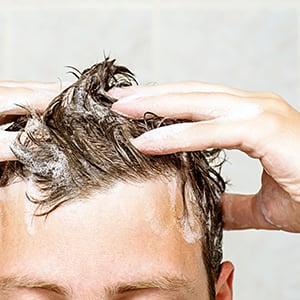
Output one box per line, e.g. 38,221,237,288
259,94,292,115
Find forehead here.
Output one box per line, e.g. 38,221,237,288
0,178,206,297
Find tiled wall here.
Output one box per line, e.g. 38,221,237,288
1,0,299,299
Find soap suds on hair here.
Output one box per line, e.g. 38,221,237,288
167,174,202,244
11,117,70,182
180,182,202,244
182,218,202,243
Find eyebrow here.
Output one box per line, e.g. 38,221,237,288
0,274,193,297
0,275,70,295
104,275,193,296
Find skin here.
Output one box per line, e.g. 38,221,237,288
1,81,299,232
0,178,233,300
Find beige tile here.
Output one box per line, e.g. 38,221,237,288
157,8,299,108
224,230,300,300
9,10,154,83
222,150,262,194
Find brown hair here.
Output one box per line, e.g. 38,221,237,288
0,58,225,299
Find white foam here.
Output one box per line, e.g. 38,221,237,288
12,117,70,181
144,203,170,237
168,174,202,244
182,217,202,243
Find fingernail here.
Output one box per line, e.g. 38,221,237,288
130,134,166,154
130,123,195,154
111,94,144,115
107,86,134,96
130,126,174,153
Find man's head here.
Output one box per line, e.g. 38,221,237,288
0,58,233,299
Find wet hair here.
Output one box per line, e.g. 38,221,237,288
0,58,225,300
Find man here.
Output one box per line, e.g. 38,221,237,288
0,59,233,299
1,58,300,299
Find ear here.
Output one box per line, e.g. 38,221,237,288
215,261,234,300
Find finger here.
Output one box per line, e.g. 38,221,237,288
0,81,72,116
130,120,263,158
0,81,72,94
0,86,61,115
0,131,18,161
0,80,70,90
112,92,262,120
108,81,275,100
221,193,277,230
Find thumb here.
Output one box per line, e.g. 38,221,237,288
221,193,276,231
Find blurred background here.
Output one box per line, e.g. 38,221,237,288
0,0,299,299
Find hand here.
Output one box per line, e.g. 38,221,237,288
0,81,70,161
109,81,300,233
